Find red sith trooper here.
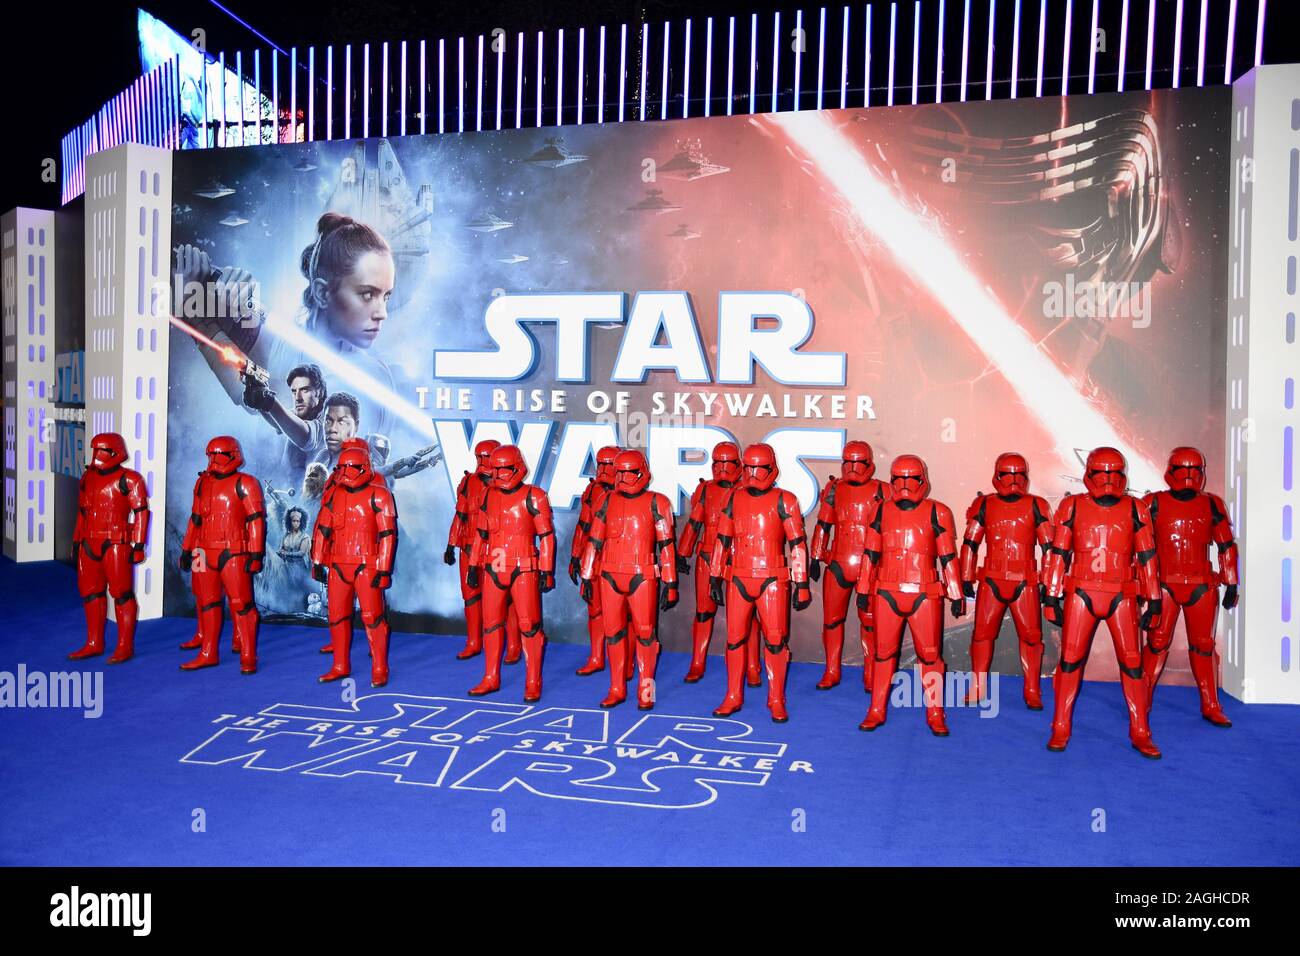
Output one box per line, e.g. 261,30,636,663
69,433,150,663
809,440,891,691
445,439,522,664
312,444,399,687
1042,447,1164,759
959,453,1053,709
855,456,966,736
580,450,679,709
708,444,812,722
466,445,556,702
678,442,762,683
178,437,266,673
570,445,626,678
1142,447,1240,727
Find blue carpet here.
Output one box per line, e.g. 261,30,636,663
1,557,1297,866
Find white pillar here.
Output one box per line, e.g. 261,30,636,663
1,208,57,562
83,144,173,620
1226,63,1300,704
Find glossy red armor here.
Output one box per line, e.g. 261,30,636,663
446,439,520,664
708,444,810,722
959,453,1053,709
855,456,964,736
569,445,622,676
179,437,266,673
580,450,679,709
312,445,399,687
1041,447,1163,758
1142,447,1240,727
69,433,150,664
467,445,556,702
678,442,759,683
810,441,891,691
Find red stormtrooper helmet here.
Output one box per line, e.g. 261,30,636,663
711,442,742,484
1083,446,1128,499
742,444,779,491
841,441,876,484
475,439,502,477
89,432,129,472
889,455,931,503
490,445,528,491
336,444,375,490
613,449,652,495
1165,446,1207,492
205,436,244,477
596,445,622,486
992,452,1030,496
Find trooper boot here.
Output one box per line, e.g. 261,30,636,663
181,624,221,671
765,644,791,723
966,639,993,705
71,590,108,660
1141,643,1171,717
1020,638,1044,710
1121,666,1162,759
180,632,202,650
816,623,843,690
858,656,897,730
1189,647,1232,727
922,660,949,736
577,607,605,675
366,620,390,688
234,605,259,675
106,595,138,664
745,622,762,688
683,611,713,683
713,638,747,716
504,616,523,666
635,638,660,711
1047,663,1085,751
521,631,546,702
601,636,629,708
468,622,505,696
861,621,877,694
456,598,483,660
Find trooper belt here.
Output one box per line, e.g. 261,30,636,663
978,556,1038,583
1064,576,1137,597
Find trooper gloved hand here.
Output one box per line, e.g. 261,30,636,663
963,581,977,600
808,559,821,583
709,576,725,606
465,565,480,589
312,563,329,584
661,583,679,611
130,544,147,565
541,572,556,593
794,581,812,611
580,578,594,604
1043,593,1064,627
676,554,691,576
1222,584,1239,610
1139,598,1164,630
568,556,581,586
373,571,392,590
247,553,264,574
242,378,277,412
443,545,457,566
950,598,967,617
180,549,194,572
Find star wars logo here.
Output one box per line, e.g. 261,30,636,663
181,693,812,809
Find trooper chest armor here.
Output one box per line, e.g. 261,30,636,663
693,479,735,551
597,491,675,576
189,473,259,552
483,485,545,568
971,494,1049,581
78,469,148,543
823,479,888,559
1063,495,1143,583
874,501,943,587
324,486,393,561
727,487,802,575
1147,490,1237,585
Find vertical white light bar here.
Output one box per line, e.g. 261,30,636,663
497,32,505,130
236,51,244,146
326,46,333,140
1011,0,1021,97
619,24,628,123
1254,0,1266,67
640,23,649,120
598,25,606,122
420,40,427,135
663,22,671,120
536,32,544,127
1173,0,1185,88
307,47,314,142
516,33,525,129
1036,0,1047,96
986,0,997,99
438,39,445,134
401,41,407,136
577,28,585,125
841,6,851,107
272,48,279,144
362,43,370,138
684,19,692,119
793,10,803,111
960,0,971,101
1224,0,1239,83
458,36,465,133
1118,0,1130,90
1144,0,1156,89
382,42,389,137
255,50,262,143
1087,0,1099,93
750,13,758,113
344,45,351,139
477,35,484,132
772,11,781,113
911,1,920,104
1060,0,1073,96
1196,0,1208,86
729,16,737,115
288,48,295,146
817,8,827,111
705,17,714,117
887,2,896,107
936,0,946,102
558,29,565,125
865,3,873,107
